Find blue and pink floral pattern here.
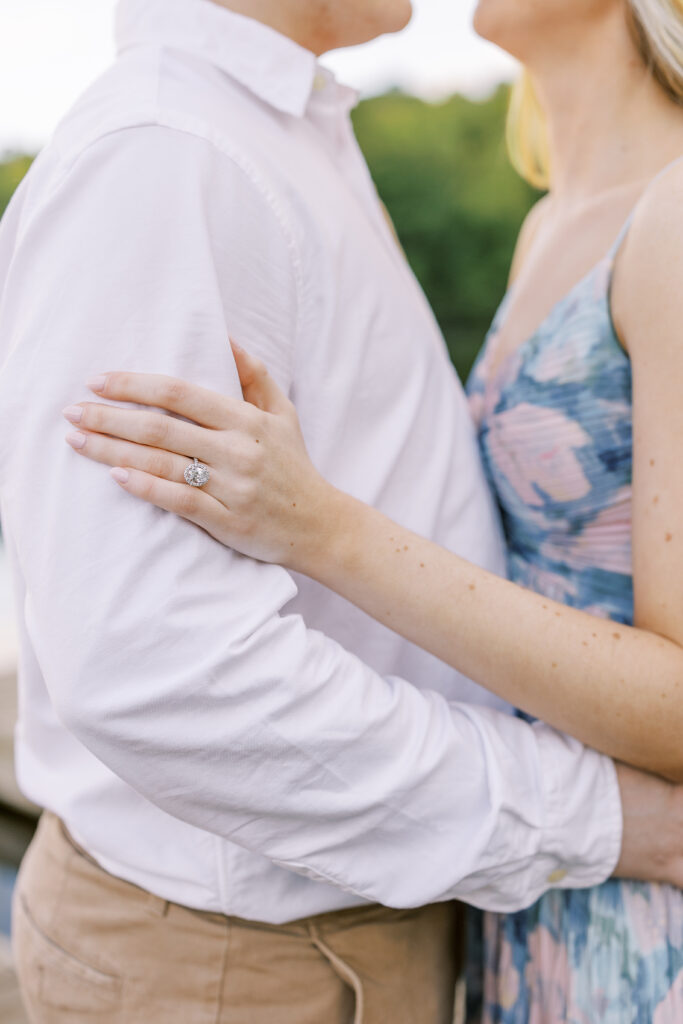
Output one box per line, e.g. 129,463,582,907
466,236,683,1022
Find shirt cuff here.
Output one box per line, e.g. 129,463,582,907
535,725,623,894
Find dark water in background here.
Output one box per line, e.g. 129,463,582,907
1,546,20,937
0,864,16,936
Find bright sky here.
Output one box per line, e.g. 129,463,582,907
0,0,518,154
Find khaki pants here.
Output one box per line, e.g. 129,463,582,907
12,812,462,1023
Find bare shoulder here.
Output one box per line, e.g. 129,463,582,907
508,194,552,287
622,159,683,266
613,161,683,352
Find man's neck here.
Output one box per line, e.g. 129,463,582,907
207,0,324,55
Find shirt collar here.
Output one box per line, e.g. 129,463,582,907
115,0,357,118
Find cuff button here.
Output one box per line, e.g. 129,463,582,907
547,868,568,884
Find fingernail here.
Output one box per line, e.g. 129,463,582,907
62,405,83,424
231,340,244,353
65,430,87,450
110,468,129,485
86,374,107,393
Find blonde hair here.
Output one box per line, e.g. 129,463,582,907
507,0,683,189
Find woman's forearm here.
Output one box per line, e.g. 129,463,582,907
64,360,683,781
299,487,683,782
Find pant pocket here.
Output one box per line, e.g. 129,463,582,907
12,888,123,1020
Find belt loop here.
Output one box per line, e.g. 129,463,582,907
146,893,171,917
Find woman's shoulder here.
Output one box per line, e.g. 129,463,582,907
627,156,683,250
612,158,683,352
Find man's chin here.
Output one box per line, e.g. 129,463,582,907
318,2,413,53
392,2,414,34
372,0,414,38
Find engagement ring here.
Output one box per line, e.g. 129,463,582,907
184,458,211,488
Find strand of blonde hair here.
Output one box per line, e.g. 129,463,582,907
507,0,683,188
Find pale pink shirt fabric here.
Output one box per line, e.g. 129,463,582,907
0,0,621,924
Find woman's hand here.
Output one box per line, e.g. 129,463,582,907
62,343,337,568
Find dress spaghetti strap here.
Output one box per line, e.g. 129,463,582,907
608,151,683,259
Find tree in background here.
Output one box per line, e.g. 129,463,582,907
352,86,540,379
0,87,539,382
0,156,33,221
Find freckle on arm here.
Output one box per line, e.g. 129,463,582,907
665,532,673,542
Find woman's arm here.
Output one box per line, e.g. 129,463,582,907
61,176,683,782
294,169,683,782
294,485,683,780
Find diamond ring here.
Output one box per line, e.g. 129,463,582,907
184,458,211,488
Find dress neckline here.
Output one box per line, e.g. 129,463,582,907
486,252,614,386
485,151,683,384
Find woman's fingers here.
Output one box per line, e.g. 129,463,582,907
79,353,287,428
65,423,231,538
65,429,199,486
109,466,229,535
86,372,247,430
61,349,310,566
62,402,213,459
231,341,291,414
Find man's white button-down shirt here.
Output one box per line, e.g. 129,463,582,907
0,0,622,923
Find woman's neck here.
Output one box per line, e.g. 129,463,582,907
530,11,683,203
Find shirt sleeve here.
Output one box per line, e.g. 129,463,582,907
0,125,622,912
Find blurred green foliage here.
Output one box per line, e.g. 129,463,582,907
0,155,33,219
0,86,539,382
352,85,540,379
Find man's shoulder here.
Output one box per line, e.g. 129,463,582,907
11,66,303,282
37,50,278,209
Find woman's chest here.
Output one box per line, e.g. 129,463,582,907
467,270,634,536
